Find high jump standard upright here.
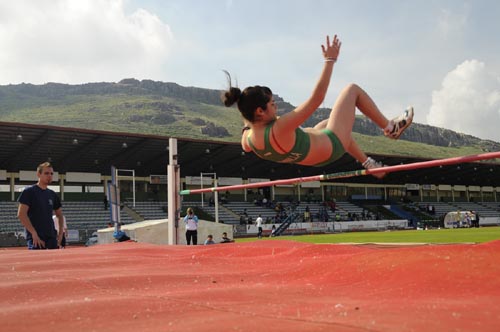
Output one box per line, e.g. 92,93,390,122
167,138,181,245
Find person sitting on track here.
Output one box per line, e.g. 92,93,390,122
220,232,234,243
113,222,131,242
222,34,413,178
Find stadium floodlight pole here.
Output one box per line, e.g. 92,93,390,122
179,151,500,195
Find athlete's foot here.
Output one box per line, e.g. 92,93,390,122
384,106,414,139
362,157,386,179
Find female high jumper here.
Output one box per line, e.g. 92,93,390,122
222,34,413,178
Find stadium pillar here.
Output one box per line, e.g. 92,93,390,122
10,173,15,201
59,177,64,201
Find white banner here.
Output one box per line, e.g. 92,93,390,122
66,172,101,183
248,178,270,183
405,183,420,190
185,176,213,185
301,181,321,188
482,186,494,192
438,184,452,191
20,170,59,181
218,177,243,186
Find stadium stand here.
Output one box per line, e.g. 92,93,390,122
223,201,277,224
191,203,240,224
0,201,23,232
481,202,500,215
129,201,168,220
0,201,135,236
448,201,499,218
416,201,457,217
2,195,499,245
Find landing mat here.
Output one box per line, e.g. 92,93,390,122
1,240,499,331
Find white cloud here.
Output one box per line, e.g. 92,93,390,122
427,60,500,142
0,0,173,84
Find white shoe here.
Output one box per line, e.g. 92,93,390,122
362,157,386,179
384,106,414,139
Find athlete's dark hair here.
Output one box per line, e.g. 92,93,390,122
221,70,272,123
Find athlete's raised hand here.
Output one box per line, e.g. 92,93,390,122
321,34,341,62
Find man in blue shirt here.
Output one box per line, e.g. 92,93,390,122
17,162,65,250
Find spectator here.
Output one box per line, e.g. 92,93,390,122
319,206,329,222
455,210,462,228
239,209,249,224
204,234,215,245
113,223,130,242
331,200,336,212
275,203,283,213
17,162,66,250
469,211,476,228
270,225,277,237
269,199,277,209
220,232,234,243
335,213,341,222
239,215,246,225
183,207,199,245
304,205,311,222
255,214,263,239
52,214,68,248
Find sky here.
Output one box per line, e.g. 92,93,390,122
1,0,499,142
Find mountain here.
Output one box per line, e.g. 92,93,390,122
1,79,498,159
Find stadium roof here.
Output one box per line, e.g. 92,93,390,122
1,121,499,187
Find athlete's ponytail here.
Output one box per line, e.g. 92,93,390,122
221,70,272,123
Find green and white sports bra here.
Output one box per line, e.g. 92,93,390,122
247,121,310,164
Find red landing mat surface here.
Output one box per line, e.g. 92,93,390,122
1,240,499,332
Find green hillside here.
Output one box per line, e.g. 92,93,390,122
0,79,498,160
0,93,242,140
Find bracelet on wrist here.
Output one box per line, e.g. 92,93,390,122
325,57,337,63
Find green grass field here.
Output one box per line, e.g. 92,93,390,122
236,227,500,244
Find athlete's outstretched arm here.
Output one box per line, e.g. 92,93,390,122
276,35,341,131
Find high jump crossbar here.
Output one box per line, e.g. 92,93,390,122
179,151,500,196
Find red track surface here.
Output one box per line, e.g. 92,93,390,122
1,240,499,332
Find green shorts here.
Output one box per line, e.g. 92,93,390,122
315,129,346,167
